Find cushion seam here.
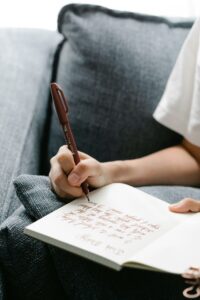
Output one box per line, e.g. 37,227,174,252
57,3,194,33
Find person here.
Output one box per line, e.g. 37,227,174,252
49,18,200,215
48,18,200,300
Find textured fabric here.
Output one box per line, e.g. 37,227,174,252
0,206,65,300
12,174,200,299
154,18,200,147
48,4,193,166
48,248,187,300
0,28,62,223
0,267,5,300
13,175,64,218
140,185,200,204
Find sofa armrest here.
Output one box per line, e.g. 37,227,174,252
0,28,62,223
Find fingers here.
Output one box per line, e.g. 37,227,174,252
79,151,91,160
169,198,200,213
52,145,74,174
49,145,83,200
49,164,83,200
68,157,103,187
49,145,105,199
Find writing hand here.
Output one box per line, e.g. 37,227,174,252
169,198,200,213
49,145,108,200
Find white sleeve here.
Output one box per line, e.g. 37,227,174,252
153,18,200,147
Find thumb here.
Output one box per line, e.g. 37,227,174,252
68,158,100,186
169,198,200,213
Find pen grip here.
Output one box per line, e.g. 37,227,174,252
62,122,89,195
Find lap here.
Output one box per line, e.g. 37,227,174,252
51,248,186,300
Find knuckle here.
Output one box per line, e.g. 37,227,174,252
57,150,72,165
78,161,88,173
50,156,56,166
48,169,52,180
183,198,193,204
56,153,66,164
56,153,67,164
59,145,68,152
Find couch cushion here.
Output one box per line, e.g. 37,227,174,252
0,205,65,300
48,4,193,165
0,28,62,223
9,174,200,299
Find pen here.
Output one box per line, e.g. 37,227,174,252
50,82,90,201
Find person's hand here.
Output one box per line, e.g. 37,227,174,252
169,198,200,213
49,145,108,200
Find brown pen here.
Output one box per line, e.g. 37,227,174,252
50,82,90,201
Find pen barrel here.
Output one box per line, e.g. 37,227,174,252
63,122,80,164
63,122,89,196
51,82,90,199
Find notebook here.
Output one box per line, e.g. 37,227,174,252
25,183,200,273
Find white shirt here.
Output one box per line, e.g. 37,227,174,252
153,18,200,147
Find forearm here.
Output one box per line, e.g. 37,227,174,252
103,143,200,186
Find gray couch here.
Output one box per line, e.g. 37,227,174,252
0,4,199,300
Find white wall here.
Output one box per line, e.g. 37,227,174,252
0,0,199,30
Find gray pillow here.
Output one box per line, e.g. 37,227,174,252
11,174,200,299
14,175,64,219
48,4,193,165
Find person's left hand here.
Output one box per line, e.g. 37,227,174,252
169,198,200,213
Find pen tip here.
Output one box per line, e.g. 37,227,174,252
86,194,90,202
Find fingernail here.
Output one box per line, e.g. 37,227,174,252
68,173,80,184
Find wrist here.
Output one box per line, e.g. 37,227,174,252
101,159,140,185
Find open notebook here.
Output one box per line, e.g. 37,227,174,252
25,183,200,273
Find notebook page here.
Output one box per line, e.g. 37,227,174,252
130,212,200,274
25,183,188,267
